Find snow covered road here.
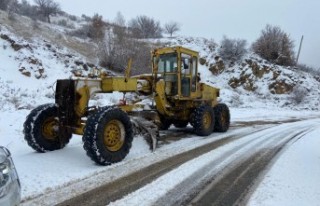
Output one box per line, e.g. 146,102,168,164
108,119,320,206
1,108,320,205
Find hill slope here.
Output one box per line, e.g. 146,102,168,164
1,10,320,111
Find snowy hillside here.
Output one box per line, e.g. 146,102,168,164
0,20,105,111
1,8,320,112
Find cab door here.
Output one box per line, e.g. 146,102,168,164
180,54,198,98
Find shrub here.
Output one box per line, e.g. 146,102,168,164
57,19,67,27
0,0,10,10
218,36,247,62
296,64,320,76
17,0,38,19
32,19,40,30
81,14,91,21
68,14,106,40
7,95,20,109
8,11,16,21
67,25,91,39
34,0,60,23
128,15,162,38
205,38,217,53
230,93,243,107
7,0,18,17
90,13,105,40
290,86,307,104
252,25,295,66
68,15,77,21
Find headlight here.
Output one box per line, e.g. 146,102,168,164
0,159,11,175
0,147,20,199
0,159,12,198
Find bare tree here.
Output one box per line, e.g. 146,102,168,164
129,15,162,38
34,0,60,23
90,13,105,40
7,0,18,19
252,25,295,66
219,36,247,62
67,13,106,40
18,0,37,18
164,21,181,37
113,11,127,43
114,11,125,27
98,28,152,74
0,0,10,10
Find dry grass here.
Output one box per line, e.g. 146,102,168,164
0,10,98,63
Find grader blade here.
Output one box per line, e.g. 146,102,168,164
131,117,159,151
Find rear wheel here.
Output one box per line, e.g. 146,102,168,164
214,103,230,132
23,104,71,152
83,107,133,165
192,105,215,136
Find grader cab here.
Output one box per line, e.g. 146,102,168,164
23,46,230,165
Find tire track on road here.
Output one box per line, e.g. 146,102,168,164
56,126,271,206
187,127,317,206
141,122,320,206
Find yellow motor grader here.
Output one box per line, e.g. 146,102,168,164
23,46,230,165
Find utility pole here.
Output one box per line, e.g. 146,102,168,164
296,35,304,65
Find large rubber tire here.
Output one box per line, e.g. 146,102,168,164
173,121,189,128
191,105,215,136
83,107,133,165
214,103,230,132
23,104,71,152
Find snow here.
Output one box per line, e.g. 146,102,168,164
247,127,320,206
108,119,320,206
1,108,320,205
1,12,320,205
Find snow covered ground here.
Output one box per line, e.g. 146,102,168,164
247,125,320,206
1,108,320,205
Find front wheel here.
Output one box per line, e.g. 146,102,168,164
83,107,133,165
23,104,71,152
